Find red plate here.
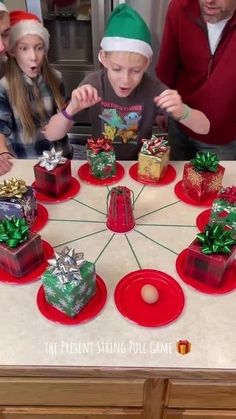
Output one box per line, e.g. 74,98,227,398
174,180,218,207
37,275,107,325
129,163,176,186
0,240,54,285
176,249,236,295
77,162,125,186
31,204,49,232
32,177,80,204
196,209,211,232
114,269,185,327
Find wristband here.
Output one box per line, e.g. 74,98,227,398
61,107,76,122
176,104,190,121
0,151,14,158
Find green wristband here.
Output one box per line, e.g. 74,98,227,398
176,104,190,121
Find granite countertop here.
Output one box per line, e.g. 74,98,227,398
0,160,235,370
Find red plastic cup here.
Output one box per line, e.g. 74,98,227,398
106,186,135,233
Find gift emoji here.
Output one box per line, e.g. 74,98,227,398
138,135,170,182
182,152,225,201
87,136,116,179
34,148,72,197
185,224,236,287
177,340,191,355
42,246,96,317
0,217,44,277
0,178,37,228
209,186,236,239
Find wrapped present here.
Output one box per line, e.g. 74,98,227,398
34,148,72,197
0,217,43,277
177,340,191,355
185,224,236,287
182,152,225,201
42,246,96,317
0,178,37,228
209,186,236,239
137,135,170,182
87,136,116,179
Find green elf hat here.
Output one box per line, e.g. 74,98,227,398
0,0,8,13
100,4,153,59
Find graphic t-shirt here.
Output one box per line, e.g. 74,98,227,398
80,69,166,160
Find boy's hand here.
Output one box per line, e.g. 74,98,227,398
154,89,184,120
66,84,101,116
0,152,13,175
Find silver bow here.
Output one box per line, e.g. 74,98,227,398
38,147,67,171
48,246,85,284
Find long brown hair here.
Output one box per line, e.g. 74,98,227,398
4,56,65,143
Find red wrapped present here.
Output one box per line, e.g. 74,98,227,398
0,218,44,277
34,148,72,197
182,152,225,201
185,225,236,287
177,340,191,355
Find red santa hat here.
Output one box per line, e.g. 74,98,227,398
9,10,49,51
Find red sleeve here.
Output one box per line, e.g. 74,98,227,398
155,0,180,88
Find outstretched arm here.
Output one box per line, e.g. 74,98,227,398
154,89,210,135
43,84,101,141
0,133,13,175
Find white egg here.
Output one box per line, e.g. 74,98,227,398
141,284,159,304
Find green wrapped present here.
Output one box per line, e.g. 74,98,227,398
87,136,116,179
209,186,236,239
42,246,96,317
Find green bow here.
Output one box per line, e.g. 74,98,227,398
0,217,29,248
191,152,219,172
197,224,236,255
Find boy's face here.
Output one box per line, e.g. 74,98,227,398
12,34,45,78
0,12,10,56
100,51,149,97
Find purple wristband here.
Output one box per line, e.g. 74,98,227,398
61,107,75,122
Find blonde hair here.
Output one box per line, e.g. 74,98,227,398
4,56,65,143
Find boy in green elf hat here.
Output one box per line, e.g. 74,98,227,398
44,4,210,160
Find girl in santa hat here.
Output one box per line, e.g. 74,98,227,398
0,10,72,175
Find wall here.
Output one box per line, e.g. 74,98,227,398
5,0,26,11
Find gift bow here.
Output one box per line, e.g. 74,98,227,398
48,246,86,284
38,147,67,171
197,224,236,254
220,186,236,205
87,136,113,154
0,217,29,248
191,152,219,172
141,135,169,156
0,178,27,198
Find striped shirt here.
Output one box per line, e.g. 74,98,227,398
0,70,71,158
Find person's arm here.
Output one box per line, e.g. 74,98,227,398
154,89,210,135
155,1,180,87
43,84,101,141
0,133,13,175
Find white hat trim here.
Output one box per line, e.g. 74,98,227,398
10,19,49,51
0,3,8,13
101,36,153,59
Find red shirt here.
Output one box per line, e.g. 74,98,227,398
156,0,236,144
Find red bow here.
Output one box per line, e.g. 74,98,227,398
87,136,113,154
